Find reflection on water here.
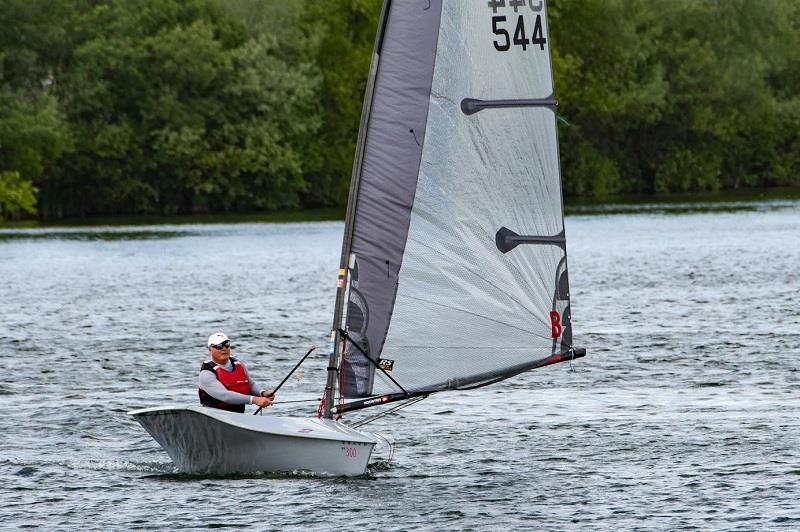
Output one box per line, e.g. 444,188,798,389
567,198,799,215
0,207,346,231
0,229,198,242
565,186,800,215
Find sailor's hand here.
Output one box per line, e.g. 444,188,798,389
253,395,273,408
261,389,274,398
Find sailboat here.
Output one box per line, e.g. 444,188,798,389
130,0,585,476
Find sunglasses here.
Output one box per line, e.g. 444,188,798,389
211,341,231,350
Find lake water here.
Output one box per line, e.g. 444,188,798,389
1,199,799,530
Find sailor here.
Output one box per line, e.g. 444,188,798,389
198,332,274,413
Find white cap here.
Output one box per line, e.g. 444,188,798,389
207,332,230,347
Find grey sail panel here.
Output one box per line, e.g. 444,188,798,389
365,0,572,397
341,1,445,397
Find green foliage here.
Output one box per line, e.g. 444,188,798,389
1,0,798,220
220,0,383,207
0,89,70,179
550,0,800,195
0,170,38,221
45,0,323,216
0,0,72,220
297,0,382,207
2,0,322,218
0,89,68,220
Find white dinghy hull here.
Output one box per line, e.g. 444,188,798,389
129,406,376,476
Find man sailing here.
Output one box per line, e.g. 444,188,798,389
198,332,273,413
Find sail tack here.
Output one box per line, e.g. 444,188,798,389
340,0,573,400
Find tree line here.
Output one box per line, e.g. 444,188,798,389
1,0,798,221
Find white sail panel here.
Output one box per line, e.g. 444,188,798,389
369,0,571,395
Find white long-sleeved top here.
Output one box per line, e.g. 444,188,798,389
198,359,265,405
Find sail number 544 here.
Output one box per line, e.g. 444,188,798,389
492,15,546,52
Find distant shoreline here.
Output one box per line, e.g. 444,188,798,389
1,207,347,229
2,186,799,229
565,186,800,215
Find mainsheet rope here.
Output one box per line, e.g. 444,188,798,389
254,345,317,415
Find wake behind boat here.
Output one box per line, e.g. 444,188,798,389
130,406,375,476
131,0,585,477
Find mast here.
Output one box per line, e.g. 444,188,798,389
324,0,393,419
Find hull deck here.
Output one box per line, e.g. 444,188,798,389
130,406,376,476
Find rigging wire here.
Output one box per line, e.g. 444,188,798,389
349,395,428,429
266,398,321,405
338,328,408,395
257,398,322,415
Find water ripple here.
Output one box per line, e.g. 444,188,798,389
1,210,799,529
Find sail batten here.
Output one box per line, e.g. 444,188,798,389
461,97,557,115
338,0,578,405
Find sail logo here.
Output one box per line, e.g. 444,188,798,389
363,396,390,407
550,311,562,338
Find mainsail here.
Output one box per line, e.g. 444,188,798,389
326,0,583,416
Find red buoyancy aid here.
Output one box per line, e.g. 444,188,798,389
198,357,251,412
212,359,250,394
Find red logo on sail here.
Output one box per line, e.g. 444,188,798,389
550,311,562,338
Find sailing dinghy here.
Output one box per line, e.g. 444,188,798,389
131,0,585,476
